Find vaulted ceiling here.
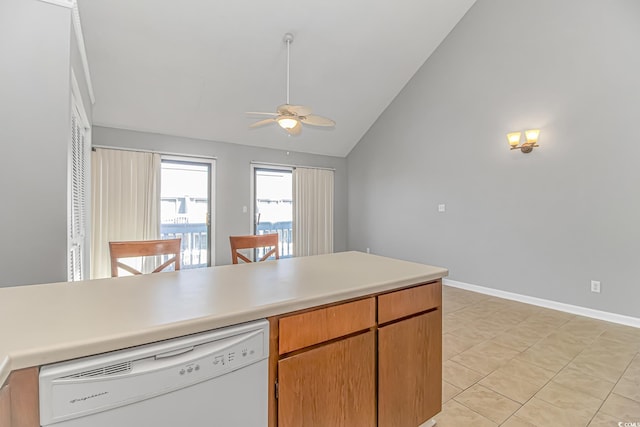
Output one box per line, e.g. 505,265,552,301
78,0,476,157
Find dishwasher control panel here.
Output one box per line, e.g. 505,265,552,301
39,319,269,426
174,333,262,380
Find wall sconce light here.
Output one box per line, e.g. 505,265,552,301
507,129,540,153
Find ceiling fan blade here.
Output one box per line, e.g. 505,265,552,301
285,121,302,136
286,105,313,116
301,114,335,127
249,118,276,128
246,111,278,116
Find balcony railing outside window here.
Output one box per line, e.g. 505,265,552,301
161,223,208,269
256,221,292,259
161,221,293,267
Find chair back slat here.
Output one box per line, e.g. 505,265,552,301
229,234,279,264
109,238,181,277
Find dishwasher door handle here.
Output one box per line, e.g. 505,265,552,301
155,346,195,360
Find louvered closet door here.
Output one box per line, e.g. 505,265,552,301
69,101,89,281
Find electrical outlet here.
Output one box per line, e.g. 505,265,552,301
591,280,601,293
366,248,370,254
438,204,446,212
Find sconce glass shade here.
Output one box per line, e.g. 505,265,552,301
507,132,522,147
277,117,298,130
524,129,540,145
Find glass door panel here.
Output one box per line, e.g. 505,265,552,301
161,159,213,268
254,168,293,258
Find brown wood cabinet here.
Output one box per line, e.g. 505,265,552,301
378,310,442,427
278,298,376,354
278,331,376,427
0,382,11,427
275,297,376,427
1,368,39,427
270,280,442,427
378,280,441,324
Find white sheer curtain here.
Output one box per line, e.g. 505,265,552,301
292,167,334,257
90,148,161,279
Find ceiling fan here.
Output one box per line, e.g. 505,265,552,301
247,33,335,136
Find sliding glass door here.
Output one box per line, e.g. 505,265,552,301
253,166,293,258
161,157,215,267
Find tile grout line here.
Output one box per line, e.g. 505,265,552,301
441,288,640,426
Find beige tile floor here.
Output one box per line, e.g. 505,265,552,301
436,285,640,427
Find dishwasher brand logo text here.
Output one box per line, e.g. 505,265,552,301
70,391,109,404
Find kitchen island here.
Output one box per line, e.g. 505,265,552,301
0,251,447,426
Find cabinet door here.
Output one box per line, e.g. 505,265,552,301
378,310,442,427
0,384,10,427
6,368,39,427
278,331,376,427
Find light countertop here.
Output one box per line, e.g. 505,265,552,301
0,251,447,386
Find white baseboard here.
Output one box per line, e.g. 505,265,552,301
444,279,640,329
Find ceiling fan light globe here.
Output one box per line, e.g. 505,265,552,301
278,117,298,129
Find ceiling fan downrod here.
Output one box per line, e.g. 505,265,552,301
284,33,293,106
246,32,335,135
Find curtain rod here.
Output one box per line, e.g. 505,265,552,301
92,145,217,160
251,161,335,171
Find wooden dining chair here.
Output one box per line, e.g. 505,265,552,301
109,238,182,277
229,234,279,264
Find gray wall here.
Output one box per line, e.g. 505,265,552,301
0,0,75,287
93,126,348,266
347,0,640,318
71,19,93,121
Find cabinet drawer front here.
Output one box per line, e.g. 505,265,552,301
279,298,375,354
378,280,441,324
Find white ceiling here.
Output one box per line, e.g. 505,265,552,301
77,0,476,157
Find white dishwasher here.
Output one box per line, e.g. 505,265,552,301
39,319,269,427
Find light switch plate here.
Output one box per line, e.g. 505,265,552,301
438,204,446,212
